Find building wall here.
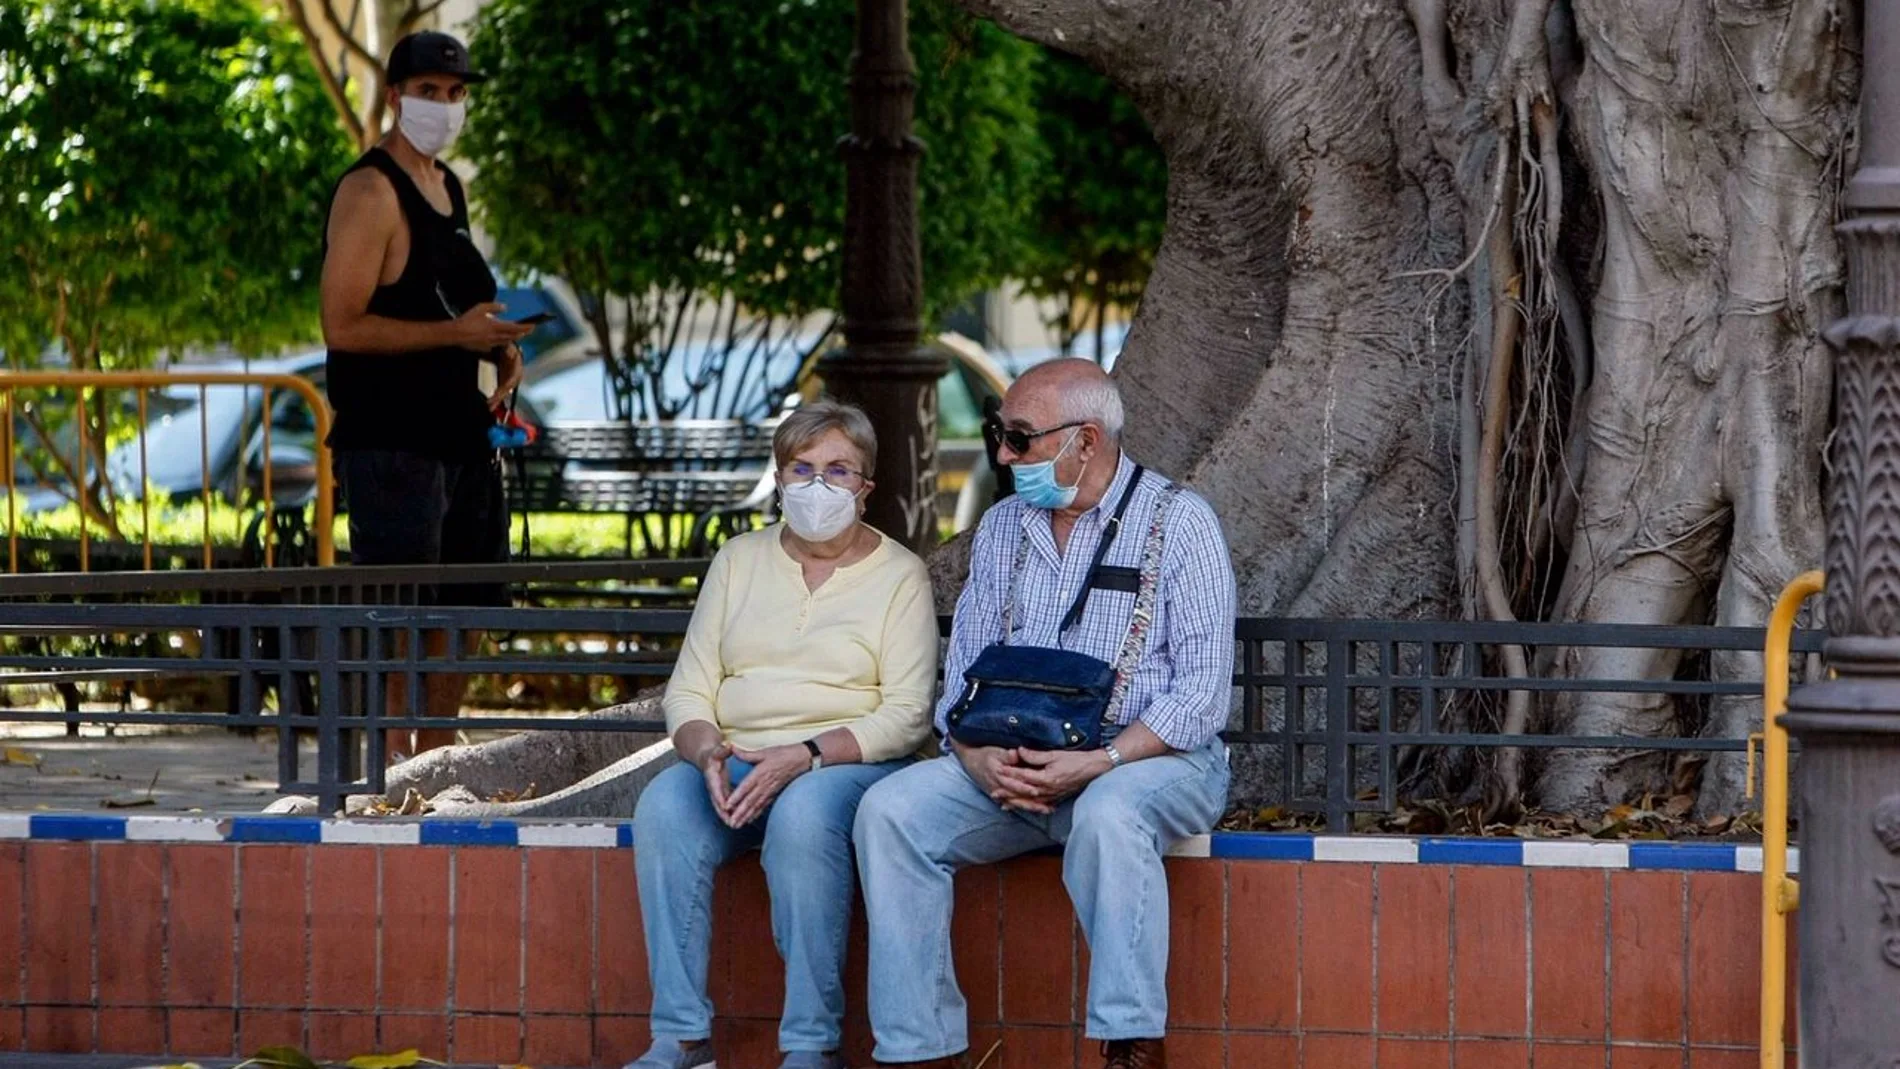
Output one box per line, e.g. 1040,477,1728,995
1,817,1788,1067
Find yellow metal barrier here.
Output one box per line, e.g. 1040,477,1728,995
1746,569,1821,1069
0,371,334,570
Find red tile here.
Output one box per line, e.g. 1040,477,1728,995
1227,862,1299,1030
1381,1038,1450,1069
308,845,377,1011
1688,1051,1756,1069
238,846,308,1009
1228,1033,1297,1068
1610,1047,1681,1069
380,847,451,1012
237,1009,306,1054
23,1007,91,1052
1166,860,1226,1030
715,1017,778,1069
1076,924,1093,1027
1608,872,1684,1045
1300,865,1374,1033
714,855,781,1018
1169,1029,1225,1068
1453,867,1527,1038
1302,1033,1374,1067
1530,869,1605,1041
453,848,523,1014
305,1011,379,1058
25,842,92,1005
596,852,651,1015
0,845,21,1010
523,1014,593,1065
95,844,163,1006
377,1013,449,1058
168,1008,236,1056
0,1007,25,1051
167,845,236,1009
993,1024,1075,1069
1455,1039,1530,1069
843,906,870,1043
999,856,1076,1026
592,1015,652,1065
1530,1042,1603,1069
1685,873,1756,1047
96,1007,166,1053
952,865,1002,1024
1379,865,1451,1037
526,850,594,1014
452,1012,524,1060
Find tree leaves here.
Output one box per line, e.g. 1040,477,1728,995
459,0,1043,327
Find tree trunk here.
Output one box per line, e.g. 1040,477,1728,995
960,0,1855,814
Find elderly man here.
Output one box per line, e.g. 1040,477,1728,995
853,359,1236,1069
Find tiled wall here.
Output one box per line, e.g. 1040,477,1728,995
0,819,1793,1068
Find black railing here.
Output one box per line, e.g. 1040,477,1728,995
0,570,1826,826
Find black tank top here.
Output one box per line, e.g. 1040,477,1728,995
323,148,498,459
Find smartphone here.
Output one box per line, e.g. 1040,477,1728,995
512,311,556,326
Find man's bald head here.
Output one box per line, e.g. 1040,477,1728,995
1006,357,1124,441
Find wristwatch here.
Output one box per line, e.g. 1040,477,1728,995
1104,743,1125,769
803,738,824,772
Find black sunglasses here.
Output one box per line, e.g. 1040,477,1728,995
985,418,1086,455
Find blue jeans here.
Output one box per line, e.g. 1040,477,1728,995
634,755,909,1053
853,743,1230,1062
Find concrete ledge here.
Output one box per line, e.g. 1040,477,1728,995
0,814,1790,871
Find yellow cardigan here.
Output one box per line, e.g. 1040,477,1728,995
662,524,939,763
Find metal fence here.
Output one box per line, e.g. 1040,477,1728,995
0,371,337,572
0,574,1824,824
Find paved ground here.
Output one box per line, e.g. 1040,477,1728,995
0,723,308,814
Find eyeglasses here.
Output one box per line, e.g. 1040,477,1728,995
986,419,1086,456
782,461,866,489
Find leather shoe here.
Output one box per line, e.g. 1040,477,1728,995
1102,1038,1167,1069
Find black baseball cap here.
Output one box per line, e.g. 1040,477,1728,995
386,31,486,85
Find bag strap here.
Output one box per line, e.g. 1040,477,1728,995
1002,464,1145,641
1102,483,1183,724
1059,465,1145,633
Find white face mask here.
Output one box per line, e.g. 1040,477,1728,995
780,478,860,543
398,96,465,158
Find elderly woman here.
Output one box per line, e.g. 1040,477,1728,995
627,401,939,1069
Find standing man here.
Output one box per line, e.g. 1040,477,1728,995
853,359,1237,1069
319,30,531,760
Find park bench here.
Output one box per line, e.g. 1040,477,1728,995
504,416,783,558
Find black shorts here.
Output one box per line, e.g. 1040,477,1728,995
337,448,509,607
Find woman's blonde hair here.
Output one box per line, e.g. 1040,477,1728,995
772,401,878,473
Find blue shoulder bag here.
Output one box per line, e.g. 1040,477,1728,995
945,468,1179,751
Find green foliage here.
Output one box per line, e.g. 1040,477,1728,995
1017,50,1167,354
461,0,1044,328
0,0,352,526
0,0,354,365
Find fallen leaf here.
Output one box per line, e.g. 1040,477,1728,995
248,1045,321,1069
346,1050,423,1069
1662,794,1694,819
100,796,156,809
3,748,40,767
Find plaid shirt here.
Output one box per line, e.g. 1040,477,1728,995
935,453,1237,751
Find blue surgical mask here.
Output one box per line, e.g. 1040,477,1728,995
1011,429,1081,510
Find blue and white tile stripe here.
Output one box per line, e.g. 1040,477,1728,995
0,814,1795,873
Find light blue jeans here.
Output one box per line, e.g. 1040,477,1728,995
634,755,909,1054
853,742,1230,1062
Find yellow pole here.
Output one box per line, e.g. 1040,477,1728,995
1760,570,1821,1069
